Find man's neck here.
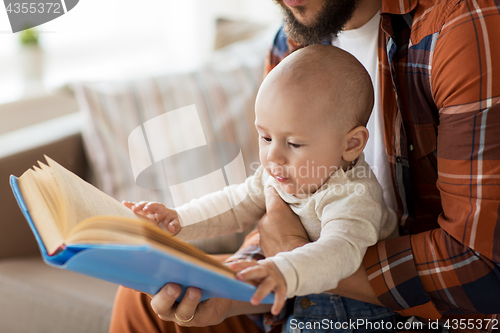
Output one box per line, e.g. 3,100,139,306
344,0,382,30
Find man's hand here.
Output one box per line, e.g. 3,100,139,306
229,260,287,316
258,187,309,257
122,201,181,235
148,283,273,326
149,284,232,326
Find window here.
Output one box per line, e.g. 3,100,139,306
0,0,280,104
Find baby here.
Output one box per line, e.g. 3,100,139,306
124,44,398,317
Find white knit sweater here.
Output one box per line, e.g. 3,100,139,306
175,153,398,298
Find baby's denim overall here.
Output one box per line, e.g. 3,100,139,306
284,293,403,333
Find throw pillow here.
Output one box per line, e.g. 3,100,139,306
73,29,275,254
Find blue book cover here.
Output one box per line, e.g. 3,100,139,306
10,174,273,304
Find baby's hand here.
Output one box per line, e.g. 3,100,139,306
228,260,287,316
122,201,181,235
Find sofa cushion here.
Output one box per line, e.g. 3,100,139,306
73,29,275,254
0,118,87,260
0,257,117,333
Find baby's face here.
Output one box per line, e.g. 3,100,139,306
255,80,349,198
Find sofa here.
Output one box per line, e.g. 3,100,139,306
0,23,277,333
0,124,118,333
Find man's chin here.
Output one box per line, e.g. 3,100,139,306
276,1,317,26
275,0,360,45
289,8,317,26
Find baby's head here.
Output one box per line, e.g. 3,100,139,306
255,44,374,197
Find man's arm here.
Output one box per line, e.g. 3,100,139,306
364,0,500,318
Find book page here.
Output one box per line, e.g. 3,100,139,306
17,169,65,255
45,156,139,235
37,162,63,205
33,165,63,232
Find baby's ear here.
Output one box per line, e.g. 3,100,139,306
342,126,369,162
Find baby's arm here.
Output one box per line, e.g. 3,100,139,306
122,166,269,241
257,182,397,298
122,201,181,235
227,225,368,315
229,217,383,315
172,166,268,241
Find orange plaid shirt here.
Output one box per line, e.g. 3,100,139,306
237,0,500,330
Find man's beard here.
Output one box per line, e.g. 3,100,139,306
276,0,360,45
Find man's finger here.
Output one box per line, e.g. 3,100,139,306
265,187,286,212
174,287,202,326
150,283,181,316
264,187,279,205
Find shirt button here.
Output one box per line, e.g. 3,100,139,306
396,156,402,164
300,297,311,309
409,144,414,152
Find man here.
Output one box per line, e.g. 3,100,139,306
110,0,500,331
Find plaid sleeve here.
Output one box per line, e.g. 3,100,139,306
264,26,304,76
365,0,500,317
225,229,265,263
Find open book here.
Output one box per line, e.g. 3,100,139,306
10,156,272,303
